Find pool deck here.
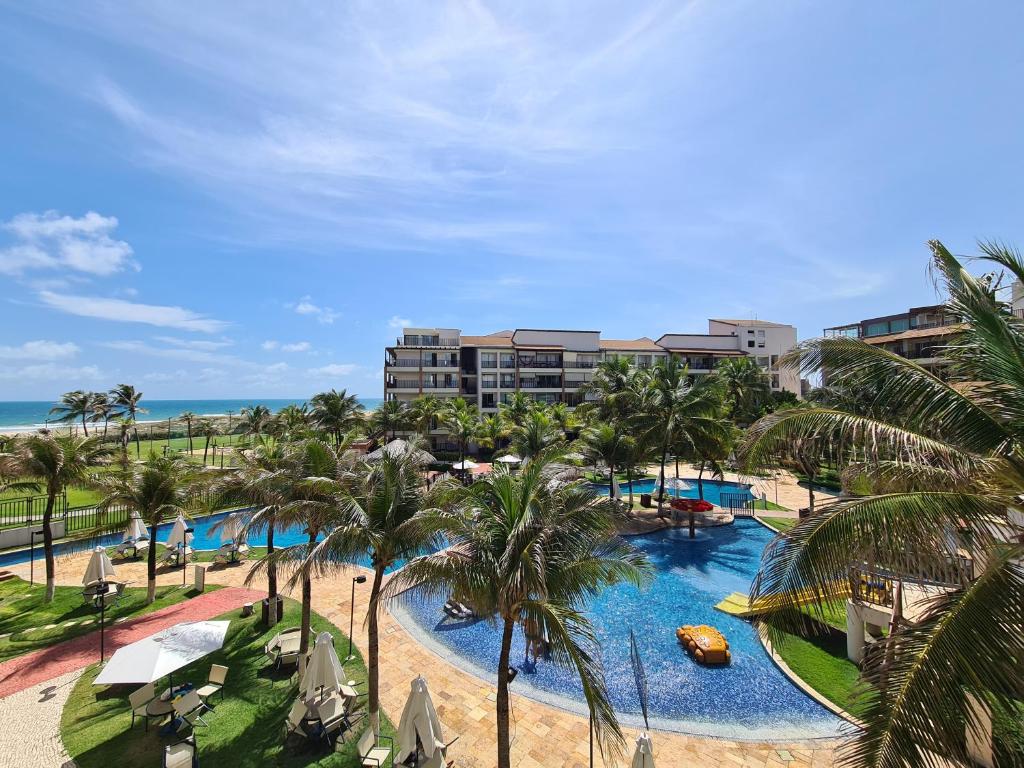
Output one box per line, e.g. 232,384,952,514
6,550,842,767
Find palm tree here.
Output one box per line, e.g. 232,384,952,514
273,403,311,439
97,455,199,603
180,411,197,453
310,389,365,446
368,399,408,441
635,357,731,522
714,357,771,425
408,394,444,437
296,447,442,733
441,398,479,465
211,436,290,624
508,407,562,460
476,414,507,456
386,449,651,768
1,434,113,600
49,390,96,436
110,384,146,456
548,402,576,438
238,404,271,439
578,422,628,499
497,391,533,429
578,356,634,423
737,240,1024,767
90,392,114,438
196,418,220,464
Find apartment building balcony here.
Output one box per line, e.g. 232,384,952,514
420,358,459,368
385,378,421,392
517,357,563,369
518,378,563,389
385,358,421,368
683,357,719,370
394,335,459,348
563,360,598,369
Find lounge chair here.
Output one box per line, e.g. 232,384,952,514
442,600,474,620
129,682,157,731
162,546,194,567
163,735,197,768
197,664,228,703
172,690,212,729
358,727,393,767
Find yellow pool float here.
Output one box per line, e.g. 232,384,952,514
676,624,731,665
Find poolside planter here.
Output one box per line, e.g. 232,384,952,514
640,494,652,508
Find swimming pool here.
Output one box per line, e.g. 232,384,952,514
391,519,845,740
0,510,403,571
592,477,756,507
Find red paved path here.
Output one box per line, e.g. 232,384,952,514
0,586,262,698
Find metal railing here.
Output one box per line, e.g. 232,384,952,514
518,358,562,368
386,379,421,389
420,359,458,367
0,492,68,528
722,493,757,517
563,360,598,369
386,359,421,367
396,337,460,348
518,379,563,389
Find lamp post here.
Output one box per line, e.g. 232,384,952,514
29,529,45,587
180,525,194,588
346,574,367,661
94,580,110,662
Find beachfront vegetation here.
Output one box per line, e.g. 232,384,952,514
740,241,1024,766
61,599,395,768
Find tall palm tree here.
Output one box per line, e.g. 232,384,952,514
368,399,409,441
714,357,771,425
578,356,634,423
508,407,562,460
548,402,576,438
180,411,197,453
296,447,442,733
49,390,96,436
90,392,114,439
442,398,479,465
635,357,731,521
386,449,651,768
476,414,507,456
738,240,1024,767
310,389,365,446
98,455,199,603
211,436,290,624
196,418,220,465
0,434,113,601
498,391,533,429
578,422,628,499
273,403,312,439
238,404,272,439
408,394,444,437
110,384,146,456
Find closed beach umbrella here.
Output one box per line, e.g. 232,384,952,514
94,620,230,685
395,676,445,765
166,515,193,550
450,459,478,470
631,732,656,768
218,512,242,545
303,631,344,700
82,546,117,586
122,512,148,543
495,454,521,464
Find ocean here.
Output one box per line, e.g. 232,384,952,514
0,397,384,431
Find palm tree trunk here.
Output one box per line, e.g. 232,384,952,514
203,435,210,464
367,563,386,735
147,521,158,603
266,518,278,627
626,463,634,511
42,490,57,603
81,414,89,437
496,616,517,768
697,461,705,501
186,422,192,453
134,422,141,457
657,437,670,517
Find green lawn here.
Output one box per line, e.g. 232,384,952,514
774,627,865,716
749,498,789,512
62,599,397,768
0,577,219,662
760,516,797,532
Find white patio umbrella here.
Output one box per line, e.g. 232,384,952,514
166,515,193,550
303,631,344,701
218,512,242,546
450,459,478,470
122,512,148,543
366,438,436,464
82,546,117,586
631,732,656,768
395,676,445,765
94,620,230,685
495,454,521,464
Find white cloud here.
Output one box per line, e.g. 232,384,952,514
261,340,279,350
290,296,338,324
388,315,413,329
154,335,233,351
0,363,102,382
309,363,358,377
0,340,79,361
38,290,229,333
0,211,137,276
281,341,311,353
101,340,229,364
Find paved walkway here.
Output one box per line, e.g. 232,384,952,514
0,668,81,768
7,554,841,767
0,586,261,698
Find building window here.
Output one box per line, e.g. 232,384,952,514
770,354,779,367
482,393,496,408
482,374,497,389
747,340,755,348
757,330,765,348
501,374,515,388
481,352,497,368
756,356,769,367
771,374,780,389
500,353,516,368
889,318,909,333
865,322,889,337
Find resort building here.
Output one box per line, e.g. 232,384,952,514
823,304,965,377
384,321,799,450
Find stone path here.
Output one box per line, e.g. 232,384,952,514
5,553,842,767
0,586,261,698
0,668,81,768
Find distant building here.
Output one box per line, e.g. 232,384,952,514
384,320,799,452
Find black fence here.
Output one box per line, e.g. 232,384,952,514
721,491,757,517
0,492,68,528
63,502,133,534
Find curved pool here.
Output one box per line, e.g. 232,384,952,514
592,478,756,507
392,519,845,740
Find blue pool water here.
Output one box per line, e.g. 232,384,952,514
392,519,844,740
0,510,405,571
592,478,756,507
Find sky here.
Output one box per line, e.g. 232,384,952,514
1,1,1022,400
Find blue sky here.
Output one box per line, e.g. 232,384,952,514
1,1,1022,400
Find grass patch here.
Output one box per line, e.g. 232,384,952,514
749,498,789,512
775,626,865,716
62,599,396,768
0,577,220,662
760,516,797,532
